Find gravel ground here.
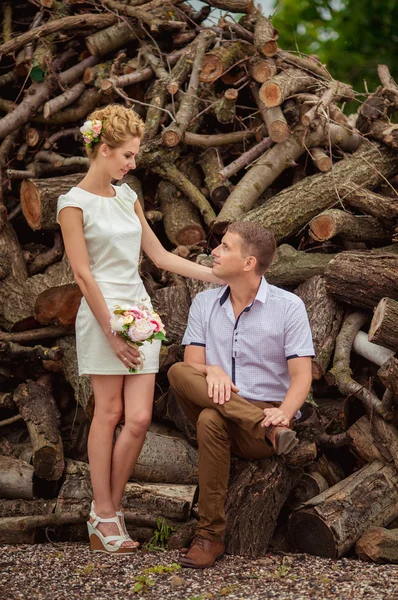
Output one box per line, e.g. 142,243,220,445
1,543,398,600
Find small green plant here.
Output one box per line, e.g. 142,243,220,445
142,563,181,575
273,558,290,579
144,517,176,551
75,563,95,577
219,584,240,596
133,574,155,594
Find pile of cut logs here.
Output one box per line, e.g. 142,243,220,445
1,0,398,562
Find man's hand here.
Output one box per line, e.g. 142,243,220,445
261,406,290,428
206,366,239,405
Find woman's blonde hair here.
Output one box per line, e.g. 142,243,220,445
84,104,144,159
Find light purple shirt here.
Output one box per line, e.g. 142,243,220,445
182,277,314,403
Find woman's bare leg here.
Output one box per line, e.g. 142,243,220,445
88,374,135,547
110,373,155,511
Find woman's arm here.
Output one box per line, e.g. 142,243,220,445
58,207,140,368
135,201,223,284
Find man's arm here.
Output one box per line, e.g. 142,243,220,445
261,356,312,428
184,345,239,405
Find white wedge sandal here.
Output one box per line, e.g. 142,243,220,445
87,502,138,554
116,509,140,548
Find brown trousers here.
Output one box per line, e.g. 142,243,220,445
167,362,279,543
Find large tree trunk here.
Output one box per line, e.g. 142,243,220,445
348,416,385,466
309,209,391,243
266,245,336,287
34,283,82,327
369,297,398,351
294,276,345,379
56,477,197,522
151,285,191,345
56,335,94,417
240,143,398,241
224,442,316,557
0,257,74,331
20,173,83,230
157,180,205,246
129,429,198,484
12,378,65,481
288,461,398,558
378,357,398,396
325,252,398,310
356,527,398,563
0,456,35,499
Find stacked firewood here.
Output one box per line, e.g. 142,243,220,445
1,0,398,562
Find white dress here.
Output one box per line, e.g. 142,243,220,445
56,183,160,376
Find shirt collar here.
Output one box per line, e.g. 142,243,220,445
218,277,268,307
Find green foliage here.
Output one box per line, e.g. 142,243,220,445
141,563,181,575
30,65,45,82
133,574,155,594
144,517,176,552
271,0,398,94
75,563,95,577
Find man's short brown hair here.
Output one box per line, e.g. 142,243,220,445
227,222,276,275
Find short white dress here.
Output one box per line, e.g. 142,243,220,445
56,183,160,376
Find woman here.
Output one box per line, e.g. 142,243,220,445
57,104,222,554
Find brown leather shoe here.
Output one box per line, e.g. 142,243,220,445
264,424,298,455
179,535,224,569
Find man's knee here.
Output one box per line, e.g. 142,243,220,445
197,408,228,440
168,362,205,392
168,361,192,388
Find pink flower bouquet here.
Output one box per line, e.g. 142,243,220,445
110,304,167,372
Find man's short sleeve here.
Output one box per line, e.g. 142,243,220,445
182,295,206,347
284,298,315,360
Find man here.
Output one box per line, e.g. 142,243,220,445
167,222,314,569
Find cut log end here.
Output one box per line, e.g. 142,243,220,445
288,510,337,558
212,219,229,234
20,180,42,230
260,41,278,57
100,79,113,92
368,297,387,342
83,67,95,84
224,88,238,101
33,448,63,481
259,81,282,107
309,215,336,241
312,360,324,380
162,130,182,148
34,283,82,328
167,82,180,95
314,156,332,172
268,120,290,143
199,56,223,83
211,186,230,206
311,147,332,172
26,128,40,148
251,61,277,84
85,39,101,58
175,225,205,246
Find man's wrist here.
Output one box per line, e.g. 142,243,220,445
279,404,296,422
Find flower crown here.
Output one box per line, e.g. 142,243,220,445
80,119,104,148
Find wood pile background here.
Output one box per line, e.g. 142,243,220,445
1,0,398,563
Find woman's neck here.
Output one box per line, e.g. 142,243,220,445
78,167,114,196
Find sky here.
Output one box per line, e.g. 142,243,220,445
261,0,276,16
192,0,276,20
